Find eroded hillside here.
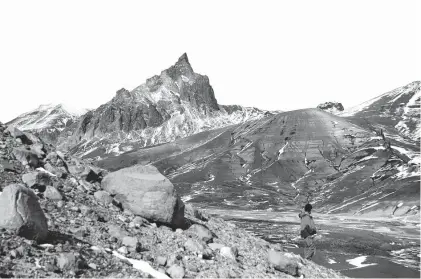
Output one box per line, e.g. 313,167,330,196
98,109,420,217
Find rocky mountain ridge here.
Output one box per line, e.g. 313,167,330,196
6,54,274,159
0,122,343,278
50,53,275,158
340,81,420,142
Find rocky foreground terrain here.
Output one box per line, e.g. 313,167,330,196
3,52,419,277
0,122,344,278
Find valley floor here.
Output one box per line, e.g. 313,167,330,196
198,206,421,278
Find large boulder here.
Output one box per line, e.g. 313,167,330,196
44,186,63,200
44,162,67,179
184,239,206,254
0,159,17,173
81,167,102,183
166,264,185,279
5,126,33,145
185,224,213,243
268,250,302,276
0,184,48,242
22,171,52,191
56,253,87,271
12,147,43,168
122,236,141,252
30,143,46,157
184,239,213,259
68,164,86,176
220,246,238,260
45,151,66,167
101,165,185,228
107,224,129,239
185,203,209,221
94,190,113,205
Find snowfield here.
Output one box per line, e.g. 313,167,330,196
6,103,89,140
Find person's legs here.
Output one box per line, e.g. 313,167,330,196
304,237,316,260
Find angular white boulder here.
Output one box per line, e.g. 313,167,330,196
268,250,302,276
44,186,63,200
220,246,238,260
186,224,213,243
101,165,185,228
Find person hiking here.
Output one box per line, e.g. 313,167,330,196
299,203,317,260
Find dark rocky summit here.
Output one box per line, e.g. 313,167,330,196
317,102,344,114
56,52,221,150
0,122,344,278
164,53,220,113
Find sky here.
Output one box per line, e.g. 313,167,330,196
0,0,420,122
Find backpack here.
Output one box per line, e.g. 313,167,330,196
300,224,316,239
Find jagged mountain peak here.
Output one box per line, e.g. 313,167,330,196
177,52,189,64
113,88,133,103
163,52,195,82
128,53,219,113
116,88,130,95
55,54,272,157
173,52,191,73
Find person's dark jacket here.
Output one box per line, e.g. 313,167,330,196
299,211,317,239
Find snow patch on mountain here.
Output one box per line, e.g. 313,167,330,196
395,88,420,141
7,103,89,132
340,81,420,142
390,145,420,180
277,142,289,159
57,104,90,117
341,81,419,117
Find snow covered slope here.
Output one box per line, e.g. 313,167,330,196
57,53,275,157
340,81,420,142
6,104,89,144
